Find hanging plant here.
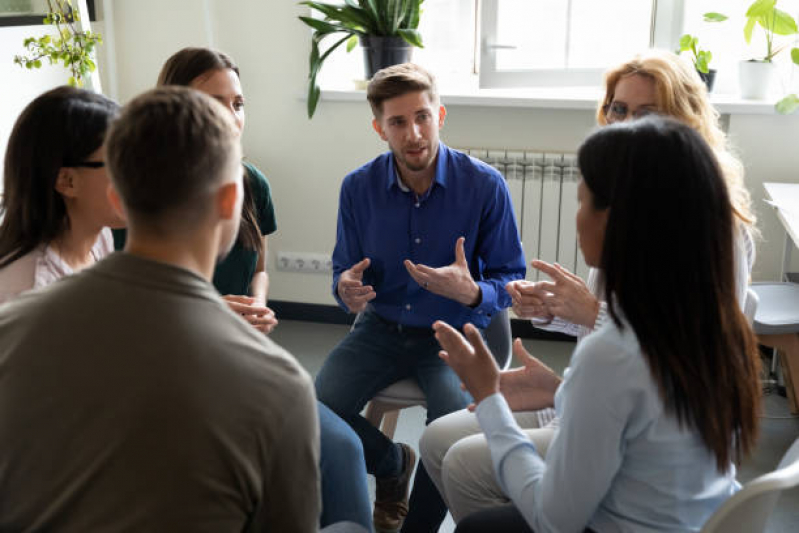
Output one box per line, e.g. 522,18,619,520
12,0,102,87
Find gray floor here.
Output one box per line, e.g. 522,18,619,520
271,319,799,533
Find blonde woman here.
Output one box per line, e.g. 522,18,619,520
419,50,757,525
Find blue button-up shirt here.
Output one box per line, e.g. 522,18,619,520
332,142,525,329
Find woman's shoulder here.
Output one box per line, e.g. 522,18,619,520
243,161,271,190
0,247,44,305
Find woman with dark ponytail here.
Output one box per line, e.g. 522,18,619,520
428,117,761,532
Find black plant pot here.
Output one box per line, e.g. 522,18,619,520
360,35,413,79
698,69,717,92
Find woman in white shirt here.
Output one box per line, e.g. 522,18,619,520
430,116,761,532
0,86,122,304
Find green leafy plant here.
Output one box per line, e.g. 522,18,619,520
12,0,102,87
776,48,799,114
298,0,424,118
677,12,728,74
744,0,797,62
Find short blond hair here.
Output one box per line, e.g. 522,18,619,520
367,62,439,118
598,50,754,226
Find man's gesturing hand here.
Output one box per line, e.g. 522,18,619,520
337,258,376,313
531,260,599,328
405,237,481,307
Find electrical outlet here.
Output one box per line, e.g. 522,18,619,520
276,251,333,274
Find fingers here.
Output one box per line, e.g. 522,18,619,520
466,403,477,412
339,282,375,297
454,236,467,266
404,260,431,288
222,295,256,304
512,338,535,366
350,257,371,275
530,259,566,282
463,324,497,370
226,300,270,316
553,262,581,281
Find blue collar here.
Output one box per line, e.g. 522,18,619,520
386,141,449,192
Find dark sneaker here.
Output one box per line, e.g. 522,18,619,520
373,443,417,533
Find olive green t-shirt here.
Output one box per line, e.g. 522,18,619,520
113,162,277,297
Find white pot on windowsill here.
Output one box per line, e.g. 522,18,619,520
738,60,777,100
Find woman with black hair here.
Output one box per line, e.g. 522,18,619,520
429,117,761,532
0,86,122,304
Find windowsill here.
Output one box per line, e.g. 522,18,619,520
319,84,785,115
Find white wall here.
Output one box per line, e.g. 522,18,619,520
5,0,799,305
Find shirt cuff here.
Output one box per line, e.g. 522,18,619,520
475,393,539,454
470,280,496,317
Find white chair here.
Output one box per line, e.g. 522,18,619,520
363,308,513,439
701,437,799,532
744,286,759,326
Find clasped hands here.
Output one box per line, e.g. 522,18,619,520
506,259,600,329
433,321,562,411
337,236,481,313
222,295,278,334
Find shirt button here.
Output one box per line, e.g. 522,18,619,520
415,202,420,208
415,238,421,244
406,304,412,311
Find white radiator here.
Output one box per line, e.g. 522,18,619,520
460,148,589,282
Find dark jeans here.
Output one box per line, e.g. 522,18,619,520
319,402,372,532
456,506,598,533
315,311,471,532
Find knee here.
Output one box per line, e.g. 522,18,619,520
419,414,460,471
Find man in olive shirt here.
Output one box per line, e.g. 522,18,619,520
0,87,320,532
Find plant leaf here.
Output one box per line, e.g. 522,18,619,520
746,0,776,18
771,8,798,36
398,28,423,48
704,12,728,22
308,72,321,118
679,34,693,51
346,34,358,52
298,16,340,33
744,16,757,43
792,47,799,65
776,94,799,114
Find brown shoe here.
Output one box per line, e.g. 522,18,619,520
373,443,417,533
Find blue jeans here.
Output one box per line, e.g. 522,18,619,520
316,311,472,532
319,401,373,532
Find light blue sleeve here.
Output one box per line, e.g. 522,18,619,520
475,334,634,533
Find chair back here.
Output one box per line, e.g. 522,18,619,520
701,437,799,532
744,286,759,326
484,308,512,370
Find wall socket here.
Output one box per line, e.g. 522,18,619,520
276,251,333,274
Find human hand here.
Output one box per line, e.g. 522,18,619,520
337,258,376,313
405,237,480,307
506,279,553,321
531,260,599,328
495,338,561,412
223,295,279,334
433,320,500,406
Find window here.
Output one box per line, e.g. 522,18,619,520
479,0,683,87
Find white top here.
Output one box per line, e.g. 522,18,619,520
0,228,114,305
537,223,755,342
475,316,739,533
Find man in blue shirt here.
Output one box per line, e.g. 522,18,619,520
315,63,525,533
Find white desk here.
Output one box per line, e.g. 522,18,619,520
764,182,799,280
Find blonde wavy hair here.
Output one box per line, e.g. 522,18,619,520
597,50,755,226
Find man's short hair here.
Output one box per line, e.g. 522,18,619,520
366,62,439,118
105,86,240,229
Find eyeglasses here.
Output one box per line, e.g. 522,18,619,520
65,161,105,168
603,101,659,124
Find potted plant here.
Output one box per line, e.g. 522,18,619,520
12,0,102,88
298,0,424,118
739,0,798,99
677,12,727,92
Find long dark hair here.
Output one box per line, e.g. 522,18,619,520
157,47,262,254
577,116,760,472
0,86,119,268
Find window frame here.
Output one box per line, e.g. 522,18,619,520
478,0,685,88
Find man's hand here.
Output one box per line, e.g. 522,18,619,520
405,237,480,307
223,295,279,334
337,258,376,313
531,260,599,328
433,320,500,406
506,279,553,321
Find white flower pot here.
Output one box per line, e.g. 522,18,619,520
738,60,776,100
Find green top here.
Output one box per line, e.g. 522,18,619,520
112,161,277,297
